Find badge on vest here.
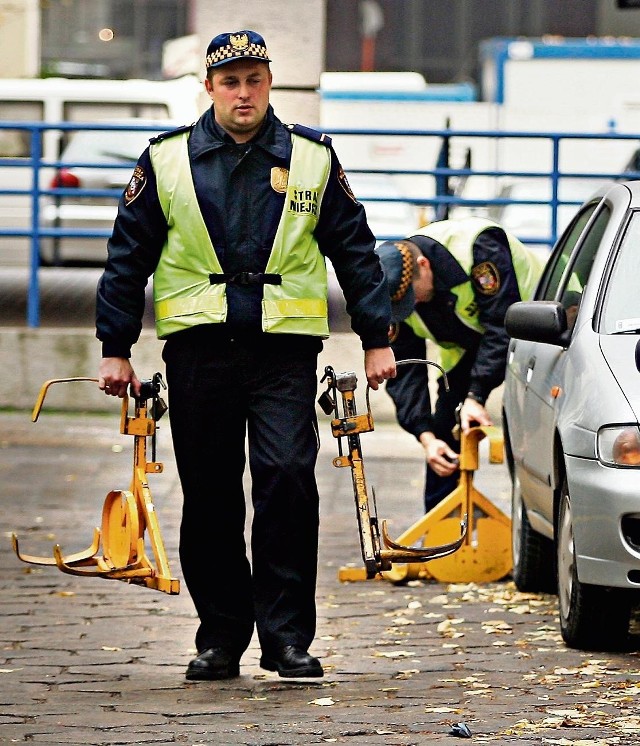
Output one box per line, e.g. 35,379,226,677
471,261,501,295
124,166,147,206
271,167,289,194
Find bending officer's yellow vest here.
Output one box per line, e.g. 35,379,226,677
150,131,331,339
404,218,544,372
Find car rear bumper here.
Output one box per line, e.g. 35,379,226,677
566,454,640,589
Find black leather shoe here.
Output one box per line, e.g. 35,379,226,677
185,647,240,680
260,645,323,678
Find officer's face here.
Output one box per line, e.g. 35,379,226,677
205,60,272,143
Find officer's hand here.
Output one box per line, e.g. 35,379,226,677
98,357,141,398
364,347,396,390
460,397,492,432
419,432,459,476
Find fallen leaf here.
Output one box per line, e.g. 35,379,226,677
430,594,449,604
375,650,413,658
309,697,335,706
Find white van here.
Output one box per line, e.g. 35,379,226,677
0,75,202,160
0,75,203,266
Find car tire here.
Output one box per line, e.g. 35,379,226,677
511,471,556,593
556,479,631,651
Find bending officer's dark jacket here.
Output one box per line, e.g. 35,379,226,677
96,105,390,357
386,227,522,439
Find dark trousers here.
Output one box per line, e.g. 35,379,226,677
424,353,475,512
163,332,320,657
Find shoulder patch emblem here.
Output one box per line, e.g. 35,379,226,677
124,166,147,206
388,322,400,344
338,167,357,203
270,166,289,193
471,261,500,295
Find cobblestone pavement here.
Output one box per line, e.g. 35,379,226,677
1,408,639,745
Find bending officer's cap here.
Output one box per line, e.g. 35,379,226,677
376,241,416,323
206,30,271,69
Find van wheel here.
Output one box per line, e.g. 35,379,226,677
556,479,631,651
511,472,556,592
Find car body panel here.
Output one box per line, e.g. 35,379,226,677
600,335,640,419
565,454,640,586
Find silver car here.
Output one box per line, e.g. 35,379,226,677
503,180,640,651
40,122,176,265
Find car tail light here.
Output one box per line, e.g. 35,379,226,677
597,425,640,466
50,169,81,188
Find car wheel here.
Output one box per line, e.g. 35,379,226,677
556,479,631,651
511,471,556,592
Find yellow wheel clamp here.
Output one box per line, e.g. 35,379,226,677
320,360,511,585
11,373,180,595
319,359,467,581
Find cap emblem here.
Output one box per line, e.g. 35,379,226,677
230,33,250,51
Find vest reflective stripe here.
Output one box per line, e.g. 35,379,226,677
150,131,331,339
155,294,226,321
406,218,544,372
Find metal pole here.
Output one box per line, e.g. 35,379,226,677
27,125,41,328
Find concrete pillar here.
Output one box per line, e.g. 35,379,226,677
191,0,325,125
0,0,40,77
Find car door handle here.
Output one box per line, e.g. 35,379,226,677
526,357,536,384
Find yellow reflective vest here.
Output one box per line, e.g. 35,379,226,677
404,218,544,372
150,131,331,339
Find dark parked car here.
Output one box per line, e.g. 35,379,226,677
503,180,640,651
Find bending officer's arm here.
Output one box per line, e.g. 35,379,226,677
458,227,522,430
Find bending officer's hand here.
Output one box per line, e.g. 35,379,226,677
459,397,492,432
419,431,459,477
364,347,396,390
98,357,141,398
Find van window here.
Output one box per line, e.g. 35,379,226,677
0,101,44,157
63,101,171,122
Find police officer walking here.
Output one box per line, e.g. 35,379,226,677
376,217,542,512
96,30,396,680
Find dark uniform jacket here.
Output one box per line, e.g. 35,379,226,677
386,227,523,440
96,105,390,358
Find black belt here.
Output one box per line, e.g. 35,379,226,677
209,272,282,286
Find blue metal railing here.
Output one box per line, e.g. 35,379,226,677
0,121,170,326
1,121,639,327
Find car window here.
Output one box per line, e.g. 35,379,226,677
557,204,611,332
600,210,640,334
537,202,599,301
0,100,43,157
